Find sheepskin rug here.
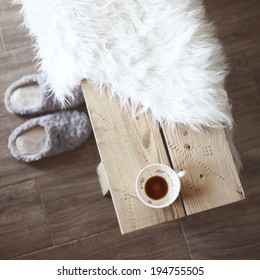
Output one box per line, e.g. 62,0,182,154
14,0,232,129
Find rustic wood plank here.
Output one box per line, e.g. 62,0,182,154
163,125,245,215
0,180,52,259
82,80,185,234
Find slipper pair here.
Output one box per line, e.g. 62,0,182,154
4,74,91,162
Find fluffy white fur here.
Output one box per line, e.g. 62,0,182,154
14,0,232,129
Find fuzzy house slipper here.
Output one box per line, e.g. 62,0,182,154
8,110,91,162
4,74,84,115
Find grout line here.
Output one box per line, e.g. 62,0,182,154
179,220,193,260
0,158,100,189
0,28,6,52
0,178,35,190
35,179,55,247
10,228,115,259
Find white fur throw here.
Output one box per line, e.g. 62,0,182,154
15,0,232,129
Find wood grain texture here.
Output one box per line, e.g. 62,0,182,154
0,180,51,259
82,81,185,234
0,0,259,260
37,162,118,245
163,125,245,215
181,206,260,259
206,0,260,55
17,222,190,260
2,26,31,51
0,2,21,28
188,154,260,259
0,46,34,74
180,190,260,259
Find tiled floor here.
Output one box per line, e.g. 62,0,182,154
0,0,259,259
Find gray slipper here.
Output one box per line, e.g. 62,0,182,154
4,74,84,115
8,110,91,162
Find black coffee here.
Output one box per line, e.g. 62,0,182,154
145,176,168,200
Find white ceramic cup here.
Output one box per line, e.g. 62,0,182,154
136,163,186,208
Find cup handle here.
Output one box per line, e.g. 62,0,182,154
177,170,186,178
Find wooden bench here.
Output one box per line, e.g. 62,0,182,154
81,80,245,234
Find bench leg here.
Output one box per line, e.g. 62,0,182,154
96,162,110,196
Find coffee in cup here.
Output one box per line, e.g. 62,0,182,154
136,163,186,208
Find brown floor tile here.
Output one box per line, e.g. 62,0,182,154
17,222,190,260
180,162,260,260
0,46,35,80
0,0,30,51
2,25,31,51
244,46,260,72
206,0,260,55
0,2,21,28
0,180,52,259
37,163,118,244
